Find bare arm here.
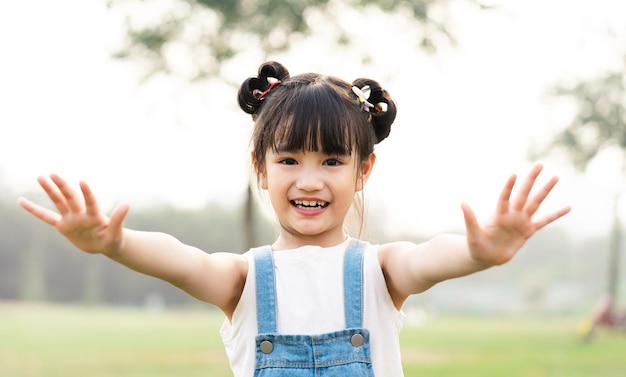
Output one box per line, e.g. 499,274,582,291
380,163,571,309
110,230,247,315
18,174,247,316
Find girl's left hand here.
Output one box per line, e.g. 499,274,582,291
461,163,571,266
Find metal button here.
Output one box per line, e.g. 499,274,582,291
350,333,364,347
260,340,274,354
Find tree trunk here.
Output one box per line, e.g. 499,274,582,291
82,257,101,304
607,194,622,297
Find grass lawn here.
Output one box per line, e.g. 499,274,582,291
1,302,625,376
401,314,626,376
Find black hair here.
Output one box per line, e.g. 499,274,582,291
238,61,397,172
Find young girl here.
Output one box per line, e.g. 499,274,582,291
18,61,571,376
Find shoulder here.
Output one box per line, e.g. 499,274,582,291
359,240,416,282
375,241,416,266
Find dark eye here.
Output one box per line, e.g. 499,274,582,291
279,158,297,165
324,158,342,166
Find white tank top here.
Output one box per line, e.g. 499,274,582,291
219,238,406,376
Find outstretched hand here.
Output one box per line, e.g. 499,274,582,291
461,163,571,266
17,174,130,255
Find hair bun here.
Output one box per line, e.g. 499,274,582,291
352,78,397,143
238,61,290,115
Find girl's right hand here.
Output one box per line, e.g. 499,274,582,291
17,174,130,256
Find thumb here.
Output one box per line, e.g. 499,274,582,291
108,203,130,240
461,202,479,235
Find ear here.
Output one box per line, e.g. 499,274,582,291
252,151,268,189
356,153,376,192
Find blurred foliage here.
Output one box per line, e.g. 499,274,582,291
107,0,492,80
532,55,626,299
533,65,626,171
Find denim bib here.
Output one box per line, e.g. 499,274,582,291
253,239,374,376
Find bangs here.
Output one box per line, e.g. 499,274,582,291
267,83,359,156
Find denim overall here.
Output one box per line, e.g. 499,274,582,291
253,239,374,376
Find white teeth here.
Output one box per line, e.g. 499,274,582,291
293,200,327,208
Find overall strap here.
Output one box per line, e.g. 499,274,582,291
254,246,277,334
343,239,366,329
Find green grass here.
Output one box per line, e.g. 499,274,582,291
0,303,229,377
1,302,625,376
401,314,626,376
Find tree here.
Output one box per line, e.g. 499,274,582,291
107,0,483,80
533,59,626,299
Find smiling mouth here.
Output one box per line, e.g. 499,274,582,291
291,199,329,210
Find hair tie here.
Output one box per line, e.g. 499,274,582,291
256,79,281,99
352,85,374,112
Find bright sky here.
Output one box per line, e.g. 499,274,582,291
1,0,625,240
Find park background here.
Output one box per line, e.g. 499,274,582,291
1,0,626,375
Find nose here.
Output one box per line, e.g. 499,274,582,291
295,166,324,191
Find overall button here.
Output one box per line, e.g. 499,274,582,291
260,340,274,354
350,333,364,347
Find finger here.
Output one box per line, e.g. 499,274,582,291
50,174,84,213
80,181,101,217
17,197,62,226
511,163,543,211
524,175,559,215
37,175,70,215
108,203,130,240
533,206,572,230
495,174,516,215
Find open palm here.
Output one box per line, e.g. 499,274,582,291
461,164,571,266
18,174,129,255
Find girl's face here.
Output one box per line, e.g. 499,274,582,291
258,146,375,250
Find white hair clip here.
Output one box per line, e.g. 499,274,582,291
352,85,374,112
